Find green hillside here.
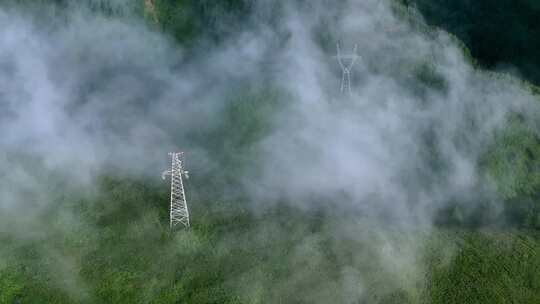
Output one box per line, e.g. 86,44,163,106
2,177,540,303
2,1,540,303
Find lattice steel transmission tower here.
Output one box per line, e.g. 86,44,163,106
335,42,359,95
162,152,190,229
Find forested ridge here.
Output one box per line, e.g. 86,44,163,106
412,0,540,86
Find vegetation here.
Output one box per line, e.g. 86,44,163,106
2,0,540,303
3,175,540,303
426,230,540,304
153,0,254,46
412,0,540,86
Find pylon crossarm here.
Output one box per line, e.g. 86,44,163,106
162,170,171,180
336,43,346,70
349,44,358,68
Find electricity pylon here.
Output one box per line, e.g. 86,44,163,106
162,152,190,229
335,42,359,95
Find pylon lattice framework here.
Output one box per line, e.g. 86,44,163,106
162,152,190,229
336,42,359,95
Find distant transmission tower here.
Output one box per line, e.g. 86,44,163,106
162,152,190,229
335,42,359,95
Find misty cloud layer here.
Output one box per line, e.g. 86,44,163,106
1,0,540,302
245,0,539,223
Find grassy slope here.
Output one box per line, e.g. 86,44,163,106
2,177,540,303
2,1,540,303
1,86,540,304
425,230,540,304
